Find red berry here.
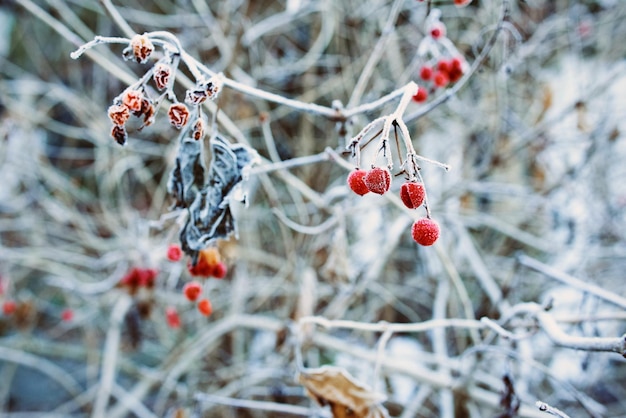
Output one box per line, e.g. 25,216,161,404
433,71,449,88
412,86,428,103
430,23,446,39
454,0,472,6
364,167,391,195
183,281,202,302
400,181,426,209
2,300,16,315
451,57,464,71
197,298,213,316
411,218,440,246
437,59,451,74
138,268,158,288
167,244,183,262
212,262,227,279
419,65,433,81
165,306,181,328
347,169,370,196
61,308,74,322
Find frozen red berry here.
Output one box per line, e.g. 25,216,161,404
197,298,213,316
129,34,154,64
411,217,440,246
364,167,391,195
2,300,16,315
347,169,370,196
400,181,426,209
165,306,181,328
212,262,227,279
412,86,428,103
183,281,202,302
419,65,433,81
167,244,183,262
168,103,190,128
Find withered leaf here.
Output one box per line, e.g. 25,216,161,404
297,365,388,418
167,137,205,208
177,135,257,262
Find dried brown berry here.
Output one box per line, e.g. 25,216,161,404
192,118,205,141
108,104,130,126
185,88,208,105
168,103,190,128
400,181,425,209
129,34,154,64
111,125,128,145
123,90,144,113
153,63,171,90
364,167,391,195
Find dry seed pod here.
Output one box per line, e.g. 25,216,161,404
191,118,205,141
128,34,154,64
168,103,190,128
153,63,171,90
111,125,128,145
185,88,208,105
108,104,130,126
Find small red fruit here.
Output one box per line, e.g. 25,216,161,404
347,169,370,196
454,0,472,6
437,59,451,74
400,181,426,209
167,244,183,262
364,167,392,195
412,86,428,103
430,23,446,39
197,298,213,316
419,65,433,81
433,71,449,88
183,281,202,302
212,262,227,279
61,308,74,322
2,300,16,315
411,218,440,246
165,306,181,328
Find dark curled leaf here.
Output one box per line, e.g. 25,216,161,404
179,135,258,261
167,137,205,208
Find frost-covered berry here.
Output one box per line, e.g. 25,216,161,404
411,217,440,246
183,281,202,302
347,169,370,196
129,34,154,64
197,298,213,316
108,104,130,126
364,167,391,195
122,90,144,113
412,86,428,103
153,63,171,90
400,181,426,209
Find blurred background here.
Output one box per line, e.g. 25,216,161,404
1,0,626,417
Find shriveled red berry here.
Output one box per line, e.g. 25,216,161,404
168,103,190,128
122,90,144,113
433,71,449,88
400,181,426,209
411,218,440,246
419,65,433,81
2,300,16,315
129,34,154,64
183,281,202,302
364,167,392,195
347,169,370,196
167,244,183,262
412,86,428,103
165,306,181,328
197,298,213,316
212,262,227,279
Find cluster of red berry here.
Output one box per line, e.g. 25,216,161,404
119,266,159,295
413,56,466,103
166,244,226,318
347,168,440,246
